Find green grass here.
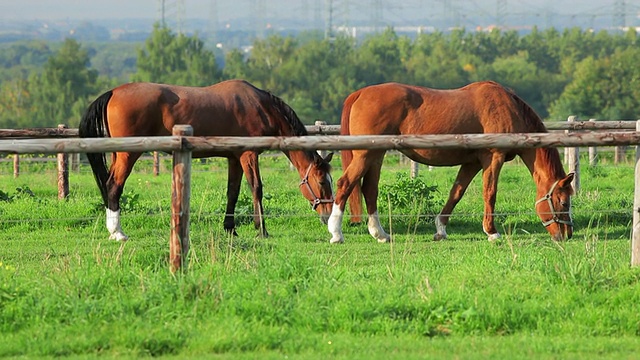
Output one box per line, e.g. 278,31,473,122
0,154,639,358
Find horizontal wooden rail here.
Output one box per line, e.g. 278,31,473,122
306,121,639,134
2,132,640,154
0,120,637,139
0,128,79,138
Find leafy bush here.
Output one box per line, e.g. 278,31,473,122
0,186,39,203
380,173,439,222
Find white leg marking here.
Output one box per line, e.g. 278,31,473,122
483,224,501,242
106,209,129,241
367,211,391,243
327,203,344,244
433,215,447,240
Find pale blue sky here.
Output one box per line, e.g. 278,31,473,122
0,1,636,28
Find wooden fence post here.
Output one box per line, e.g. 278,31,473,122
410,160,419,178
315,121,328,158
170,125,193,273
13,154,19,178
153,151,160,176
565,116,580,192
71,153,80,172
588,119,598,166
615,145,625,164
57,124,69,199
633,120,640,266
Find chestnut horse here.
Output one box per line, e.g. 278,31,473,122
79,79,334,241
328,81,574,243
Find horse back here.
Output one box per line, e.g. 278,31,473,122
106,80,278,138
344,81,533,136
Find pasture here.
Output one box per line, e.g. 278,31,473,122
0,153,639,358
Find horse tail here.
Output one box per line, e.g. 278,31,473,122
340,92,363,223
78,90,113,207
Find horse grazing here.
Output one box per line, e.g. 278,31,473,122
79,79,334,241
328,81,574,244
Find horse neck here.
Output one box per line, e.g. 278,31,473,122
525,147,567,197
286,150,316,178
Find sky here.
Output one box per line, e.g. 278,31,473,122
1,1,639,32
0,1,635,21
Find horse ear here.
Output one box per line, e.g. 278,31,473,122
558,173,575,189
323,152,334,163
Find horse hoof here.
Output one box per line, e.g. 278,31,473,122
433,233,447,241
109,231,128,242
487,233,501,242
330,236,344,244
377,236,392,243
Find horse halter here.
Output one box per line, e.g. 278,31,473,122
299,163,334,210
534,179,573,227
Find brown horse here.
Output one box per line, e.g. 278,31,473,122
79,79,334,241
328,81,574,243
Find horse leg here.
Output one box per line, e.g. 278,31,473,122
360,153,390,243
479,152,506,241
328,150,376,244
106,151,141,241
223,157,243,236
239,152,268,237
434,162,482,240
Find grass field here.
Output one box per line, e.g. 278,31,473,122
0,153,639,358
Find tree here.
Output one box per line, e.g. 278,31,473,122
222,48,249,80
0,38,99,128
133,23,222,86
243,34,298,92
548,57,606,119
353,28,408,85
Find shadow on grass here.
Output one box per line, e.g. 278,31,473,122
341,213,632,242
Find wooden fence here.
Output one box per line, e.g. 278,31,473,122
2,118,637,196
2,124,640,272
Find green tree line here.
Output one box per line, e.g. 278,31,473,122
1,24,639,128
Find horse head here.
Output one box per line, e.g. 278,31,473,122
535,173,574,241
299,152,334,224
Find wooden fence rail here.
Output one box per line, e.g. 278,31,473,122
0,120,636,139
2,118,635,181
2,131,640,154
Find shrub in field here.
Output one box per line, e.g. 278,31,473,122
0,186,39,203
380,173,439,222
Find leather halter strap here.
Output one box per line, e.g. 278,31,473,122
534,179,573,227
299,163,333,210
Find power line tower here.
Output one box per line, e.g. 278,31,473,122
371,0,383,33
250,0,267,39
208,0,219,44
158,0,186,33
440,0,461,28
324,0,335,39
613,0,626,29
496,0,507,29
